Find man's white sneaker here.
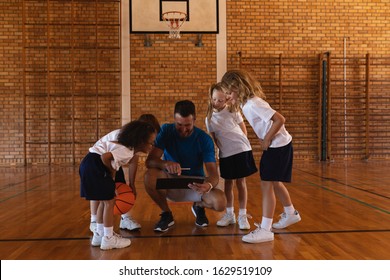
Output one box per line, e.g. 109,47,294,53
120,216,141,231
216,213,236,227
272,210,301,229
100,233,131,250
91,231,102,246
238,214,251,230
89,221,97,232
242,227,274,243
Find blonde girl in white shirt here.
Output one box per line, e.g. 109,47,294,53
221,69,301,243
205,82,257,230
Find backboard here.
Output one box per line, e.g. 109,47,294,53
130,0,219,34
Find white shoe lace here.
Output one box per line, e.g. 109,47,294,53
248,224,262,235
238,213,252,221
122,216,140,226
219,213,234,222
274,213,287,225
113,232,122,238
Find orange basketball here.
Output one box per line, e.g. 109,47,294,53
114,182,136,215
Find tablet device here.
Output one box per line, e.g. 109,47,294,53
156,177,205,189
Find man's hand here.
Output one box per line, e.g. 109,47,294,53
164,161,184,175
188,182,212,194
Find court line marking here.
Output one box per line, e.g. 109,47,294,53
296,168,390,199
1,228,389,242
304,179,390,215
0,185,42,203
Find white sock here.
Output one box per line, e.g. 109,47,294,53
91,214,97,223
238,208,247,216
260,217,273,231
226,207,234,215
97,223,104,235
103,226,114,238
284,205,295,215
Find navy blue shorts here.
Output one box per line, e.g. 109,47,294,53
260,141,293,182
219,150,258,179
79,152,126,200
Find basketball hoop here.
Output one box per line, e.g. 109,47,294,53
162,11,187,39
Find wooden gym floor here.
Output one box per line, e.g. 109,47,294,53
0,160,389,260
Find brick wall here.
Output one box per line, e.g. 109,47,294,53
129,33,217,129
0,1,24,165
1,0,121,165
227,0,390,58
225,0,390,161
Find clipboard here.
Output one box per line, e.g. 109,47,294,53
156,177,205,189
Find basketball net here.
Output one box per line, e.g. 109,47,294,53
162,11,187,39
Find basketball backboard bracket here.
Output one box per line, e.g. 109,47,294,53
142,33,204,47
195,34,203,47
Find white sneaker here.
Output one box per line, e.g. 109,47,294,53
120,216,141,231
100,233,131,250
272,210,301,229
238,214,251,230
242,227,274,243
216,213,236,227
89,221,97,232
91,231,102,246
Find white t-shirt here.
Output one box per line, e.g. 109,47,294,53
205,106,252,158
241,96,292,148
89,129,135,171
